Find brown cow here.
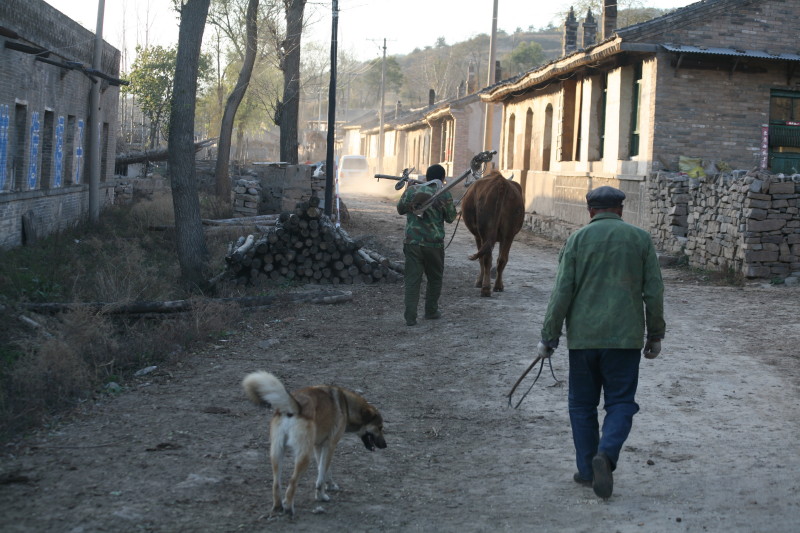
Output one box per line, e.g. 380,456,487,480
460,170,525,297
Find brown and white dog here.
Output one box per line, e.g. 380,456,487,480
242,371,387,516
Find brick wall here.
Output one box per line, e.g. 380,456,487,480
0,0,121,249
0,184,116,249
621,1,795,51
652,56,783,172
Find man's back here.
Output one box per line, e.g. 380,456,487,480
541,212,664,349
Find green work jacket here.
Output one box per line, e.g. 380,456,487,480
540,212,666,349
397,183,457,248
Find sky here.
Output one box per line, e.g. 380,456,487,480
43,0,698,66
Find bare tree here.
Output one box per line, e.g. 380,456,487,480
212,0,259,200
275,0,307,164
169,0,212,290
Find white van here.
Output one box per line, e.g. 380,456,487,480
338,155,370,182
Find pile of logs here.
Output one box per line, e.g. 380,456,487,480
224,197,403,286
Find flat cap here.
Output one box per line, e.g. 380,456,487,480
586,186,625,209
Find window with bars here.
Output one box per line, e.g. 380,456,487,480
768,89,800,173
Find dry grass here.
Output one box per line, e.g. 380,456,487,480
0,191,242,440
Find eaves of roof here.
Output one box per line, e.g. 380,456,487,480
661,44,800,62
481,37,658,102
423,89,495,122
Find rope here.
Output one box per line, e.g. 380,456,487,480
444,211,463,250
507,355,561,409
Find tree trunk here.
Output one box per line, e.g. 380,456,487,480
278,0,306,164
214,0,259,200
169,0,212,291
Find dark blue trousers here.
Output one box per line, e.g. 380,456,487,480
568,348,641,480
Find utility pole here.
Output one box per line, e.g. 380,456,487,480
89,0,105,221
483,0,498,154
378,38,386,174
324,0,339,217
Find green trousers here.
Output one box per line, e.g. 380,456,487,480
403,243,444,323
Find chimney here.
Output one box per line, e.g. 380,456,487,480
563,7,579,55
467,62,477,94
602,0,617,40
395,100,402,119
582,9,597,48
429,89,435,106
495,60,502,83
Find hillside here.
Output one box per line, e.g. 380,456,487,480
341,7,673,110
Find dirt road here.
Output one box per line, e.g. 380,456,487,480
2,191,799,533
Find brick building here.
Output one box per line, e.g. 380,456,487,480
0,0,121,249
482,0,800,233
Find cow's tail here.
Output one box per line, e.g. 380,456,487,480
469,227,498,260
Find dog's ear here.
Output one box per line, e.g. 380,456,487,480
360,406,382,425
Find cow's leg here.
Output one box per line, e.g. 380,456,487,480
494,237,513,292
480,249,493,297
473,235,484,288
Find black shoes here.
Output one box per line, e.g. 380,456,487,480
407,311,441,325
591,452,613,499
573,473,592,488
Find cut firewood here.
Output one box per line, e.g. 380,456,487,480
221,200,405,286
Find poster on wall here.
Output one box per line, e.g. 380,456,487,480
28,112,40,190
74,119,84,184
0,105,8,190
54,116,65,188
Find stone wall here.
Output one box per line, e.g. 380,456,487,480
232,164,326,217
649,170,800,280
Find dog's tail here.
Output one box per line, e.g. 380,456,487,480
242,371,300,414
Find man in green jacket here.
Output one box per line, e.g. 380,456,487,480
539,185,665,499
397,164,457,326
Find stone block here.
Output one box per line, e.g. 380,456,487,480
745,265,771,278
762,235,785,244
770,264,791,277
747,219,786,232
745,198,771,209
768,181,796,194
745,250,779,262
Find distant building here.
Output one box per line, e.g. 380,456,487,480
0,0,121,249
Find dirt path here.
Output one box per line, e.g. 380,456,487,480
2,192,799,533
